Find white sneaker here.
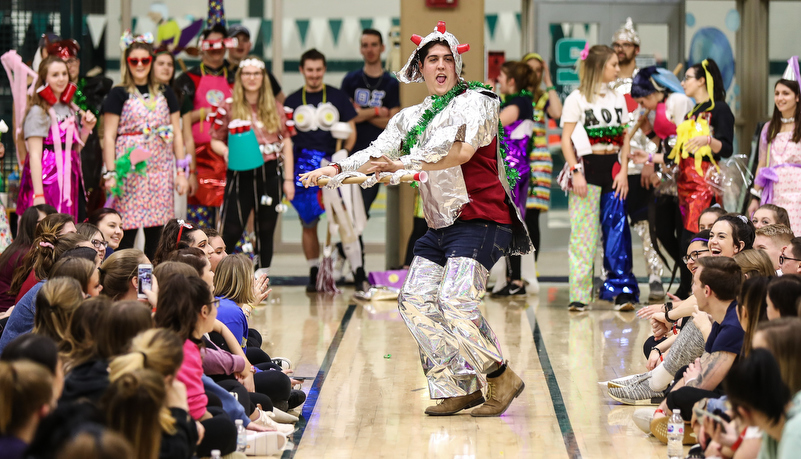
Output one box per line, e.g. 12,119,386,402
254,408,295,436
272,407,299,424
633,408,655,434
271,357,292,370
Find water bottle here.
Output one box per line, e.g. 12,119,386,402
211,450,221,459
236,419,247,453
667,409,684,459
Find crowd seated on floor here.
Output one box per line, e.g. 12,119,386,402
605,203,801,459
0,213,301,459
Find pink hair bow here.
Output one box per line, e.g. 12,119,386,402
579,42,590,61
39,241,54,248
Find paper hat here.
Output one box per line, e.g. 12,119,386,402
397,21,470,84
612,17,640,46
782,56,800,82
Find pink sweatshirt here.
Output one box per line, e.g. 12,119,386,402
177,339,208,420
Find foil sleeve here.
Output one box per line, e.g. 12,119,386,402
337,107,411,172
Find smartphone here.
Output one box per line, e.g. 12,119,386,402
137,264,153,299
692,406,727,426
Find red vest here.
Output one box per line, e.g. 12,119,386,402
458,137,513,224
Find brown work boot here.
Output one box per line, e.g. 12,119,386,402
470,364,525,417
424,390,485,416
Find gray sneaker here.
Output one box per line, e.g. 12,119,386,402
608,377,665,405
607,372,649,389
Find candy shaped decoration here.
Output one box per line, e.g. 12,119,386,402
285,120,296,135
275,203,288,213
293,105,317,132
316,102,339,131
36,84,57,105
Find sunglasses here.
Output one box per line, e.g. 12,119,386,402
127,56,152,67
682,249,709,264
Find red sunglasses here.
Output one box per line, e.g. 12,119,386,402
127,56,152,66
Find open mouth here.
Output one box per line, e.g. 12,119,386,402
436,75,446,84
710,247,721,255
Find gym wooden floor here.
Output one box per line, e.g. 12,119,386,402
249,283,670,459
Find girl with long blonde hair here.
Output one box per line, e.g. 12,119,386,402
102,34,187,260
560,44,637,311
210,56,294,274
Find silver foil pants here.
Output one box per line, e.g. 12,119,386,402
398,256,503,399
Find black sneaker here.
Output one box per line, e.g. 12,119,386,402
614,293,636,311
288,389,307,410
353,266,371,293
493,283,527,297
568,302,586,312
306,267,319,293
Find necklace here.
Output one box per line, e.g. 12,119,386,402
501,89,533,107
781,116,795,124
301,84,326,106
361,70,384,90
401,80,520,187
200,63,227,78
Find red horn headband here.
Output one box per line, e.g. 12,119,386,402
410,34,423,46
437,21,446,33
456,44,470,54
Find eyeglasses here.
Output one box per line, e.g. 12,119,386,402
779,252,801,264
683,74,696,82
611,42,635,50
682,249,710,264
127,56,152,67
65,58,79,65
91,239,108,250
209,299,220,309
241,71,262,79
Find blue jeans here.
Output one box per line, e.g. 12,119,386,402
413,220,512,270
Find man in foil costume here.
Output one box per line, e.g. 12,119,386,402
300,22,531,417
611,17,666,302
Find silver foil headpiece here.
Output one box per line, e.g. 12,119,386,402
612,17,640,46
782,56,800,82
397,21,470,84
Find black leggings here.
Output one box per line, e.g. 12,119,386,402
508,208,541,281
217,378,275,413
220,161,281,269
119,225,163,260
196,406,237,457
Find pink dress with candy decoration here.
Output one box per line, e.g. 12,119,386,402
757,123,801,234
19,103,84,219
111,88,176,229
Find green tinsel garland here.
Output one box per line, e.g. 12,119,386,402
110,147,148,197
74,79,95,116
585,124,627,138
401,80,519,188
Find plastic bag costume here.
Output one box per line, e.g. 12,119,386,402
334,22,531,398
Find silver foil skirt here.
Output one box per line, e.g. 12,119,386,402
633,220,664,278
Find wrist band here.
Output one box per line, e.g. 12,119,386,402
34,193,45,199
331,163,342,174
570,163,584,176
646,152,654,164
546,86,556,91
374,107,380,116
707,135,712,146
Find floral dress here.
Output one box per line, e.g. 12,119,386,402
113,90,175,229
758,124,801,234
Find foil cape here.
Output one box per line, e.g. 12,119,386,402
397,24,464,84
337,87,532,254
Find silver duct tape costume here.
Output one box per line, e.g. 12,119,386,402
399,257,503,398
333,22,531,398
